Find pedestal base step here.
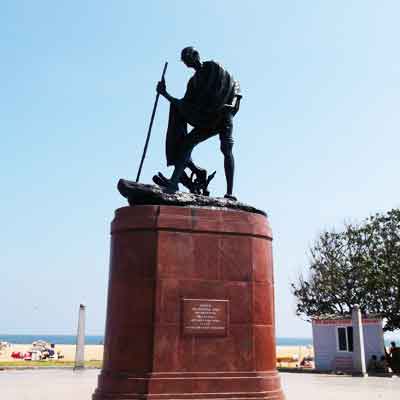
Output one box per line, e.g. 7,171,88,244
93,371,284,400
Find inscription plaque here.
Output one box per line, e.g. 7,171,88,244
182,298,229,336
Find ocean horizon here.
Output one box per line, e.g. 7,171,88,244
2,334,399,346
0,334,314,346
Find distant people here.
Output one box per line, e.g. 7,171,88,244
367,355,378,372
11,351,23,359
390,341,400,373
376,355,389,373
300,356,314,368
48,343,56,359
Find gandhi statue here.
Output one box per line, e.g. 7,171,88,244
153,47,241,200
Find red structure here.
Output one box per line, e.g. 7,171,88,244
93,205,284,400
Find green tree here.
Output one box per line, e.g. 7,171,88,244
292,209,400,331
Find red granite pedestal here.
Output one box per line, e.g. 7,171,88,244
93,205,284,400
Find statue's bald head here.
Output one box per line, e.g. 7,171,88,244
181,46,201,68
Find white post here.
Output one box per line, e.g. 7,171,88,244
352,305,367,376
74,304,86,370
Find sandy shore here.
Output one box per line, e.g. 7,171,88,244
277,345,314,359
0,344,103,362
0,344,313,363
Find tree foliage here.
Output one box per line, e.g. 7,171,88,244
292,209,400,331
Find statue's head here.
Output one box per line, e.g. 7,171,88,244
181,46,200,68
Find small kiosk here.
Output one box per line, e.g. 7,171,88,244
312,315,385,373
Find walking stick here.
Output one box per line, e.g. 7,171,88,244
136,61,168,182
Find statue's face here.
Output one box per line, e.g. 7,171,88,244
182,56,195,68
181,48,199,68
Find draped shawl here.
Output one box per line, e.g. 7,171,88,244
166,61,240,166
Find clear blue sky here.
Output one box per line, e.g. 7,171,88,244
1,1,400,338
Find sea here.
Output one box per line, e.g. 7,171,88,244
1,335,398,346
0,335,313,346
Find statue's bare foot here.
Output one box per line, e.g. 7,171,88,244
154,172,194,193
153,170,215,196
152,173,169,188
152,173,179,194
224,194,237,201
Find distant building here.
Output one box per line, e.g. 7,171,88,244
312,315,384,373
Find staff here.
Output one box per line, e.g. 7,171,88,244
136,61,168,182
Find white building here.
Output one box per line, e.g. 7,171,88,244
312,315,385,372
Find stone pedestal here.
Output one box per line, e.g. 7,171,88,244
93,205,284,400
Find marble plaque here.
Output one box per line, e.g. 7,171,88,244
182,299,229,336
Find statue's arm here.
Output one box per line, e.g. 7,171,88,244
232,80,242,115
163,92,178,104
157,79,178,104
233,95,242,115
223,95,242,116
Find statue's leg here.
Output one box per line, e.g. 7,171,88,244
219,113,236,199
167,127,215,192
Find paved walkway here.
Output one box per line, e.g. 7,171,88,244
0,369,399,399
281,372,400,399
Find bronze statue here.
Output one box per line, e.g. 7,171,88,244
153,47,241,200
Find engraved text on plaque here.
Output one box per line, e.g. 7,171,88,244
182,299,229,336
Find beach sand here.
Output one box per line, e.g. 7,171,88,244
0,343,313,363
0,344,104,362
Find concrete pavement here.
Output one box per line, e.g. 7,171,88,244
0,369,399,399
